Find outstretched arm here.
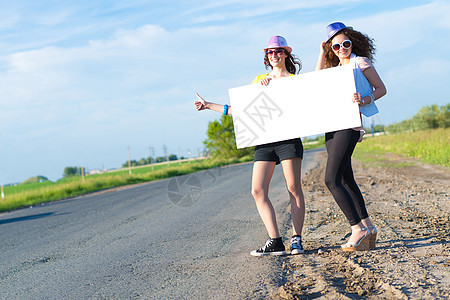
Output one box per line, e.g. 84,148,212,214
195,93,232,115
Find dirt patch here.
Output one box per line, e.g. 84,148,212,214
272,151,449,299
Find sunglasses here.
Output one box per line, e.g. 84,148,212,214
266,49,285,56
331,40,352,51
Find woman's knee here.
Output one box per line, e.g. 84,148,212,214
251,186,265,199
285,182,302,198
324,173,338,190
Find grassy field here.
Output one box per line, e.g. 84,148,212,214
3,160,193,196
353,128,449,167
0,156,252,212
1,129,446,213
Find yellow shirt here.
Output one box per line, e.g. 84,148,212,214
251,73,294,84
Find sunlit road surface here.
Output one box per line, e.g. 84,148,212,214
0,149,322,299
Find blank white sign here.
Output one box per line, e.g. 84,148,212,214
228,65,361,149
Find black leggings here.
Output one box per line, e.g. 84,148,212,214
325,129,369,226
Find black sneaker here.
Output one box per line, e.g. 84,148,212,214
290,236,304,254
250,238,286,256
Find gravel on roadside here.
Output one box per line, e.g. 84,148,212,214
271,151,449,299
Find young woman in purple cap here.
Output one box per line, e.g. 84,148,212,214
195,36,305,256
315,22,386,251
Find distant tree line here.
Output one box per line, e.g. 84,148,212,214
363,124,386,135
387,103,449,133
62,154,186,178
121,154,182,168
64,166,83,177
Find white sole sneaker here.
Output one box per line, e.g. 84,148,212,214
250,250,286,256
291,249,304,255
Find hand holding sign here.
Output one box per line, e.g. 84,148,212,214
228,65,360,149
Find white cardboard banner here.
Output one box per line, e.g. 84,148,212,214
228,65,361,149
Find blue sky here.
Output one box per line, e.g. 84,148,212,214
0,0,449,184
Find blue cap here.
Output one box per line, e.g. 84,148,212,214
326,22,353,41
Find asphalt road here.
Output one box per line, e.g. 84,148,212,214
0,149,322,299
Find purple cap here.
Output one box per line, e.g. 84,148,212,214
263,36,292,53
326,22,353,41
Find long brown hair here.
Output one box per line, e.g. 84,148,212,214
264,49,302,74
324,28,376,68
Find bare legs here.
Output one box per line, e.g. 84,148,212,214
252,161,279,238
281,158,305,237
251,158,305,239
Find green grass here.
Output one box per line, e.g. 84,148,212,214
2,129,446,213
354,128,450,167
303,135,326,151
0,157,252,212
303,141,326,151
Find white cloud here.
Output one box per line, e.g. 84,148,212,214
349,1,450,53
1,0,449,183
338,1,450,124
89,25,168,50
186,0,364,24
0,14,19,30
0,22,251,155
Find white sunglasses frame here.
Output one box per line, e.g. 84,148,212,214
331,40,352,51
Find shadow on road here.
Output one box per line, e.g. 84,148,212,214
0,212,69,225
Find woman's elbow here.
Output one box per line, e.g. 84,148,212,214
380,85,387,97
377,84,387,98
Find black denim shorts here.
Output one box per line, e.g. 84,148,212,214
254,138,303,165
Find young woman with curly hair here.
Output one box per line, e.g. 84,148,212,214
315,22,387,251
195,36,306,256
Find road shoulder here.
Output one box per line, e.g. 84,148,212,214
273,151,449,299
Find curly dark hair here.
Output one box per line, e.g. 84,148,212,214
264,49,302,74
324,28,376,68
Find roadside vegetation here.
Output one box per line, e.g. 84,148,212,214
386,103,449,133
0,157,251,212
354,103,449,167
1,103,447,213
354,127,449,167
